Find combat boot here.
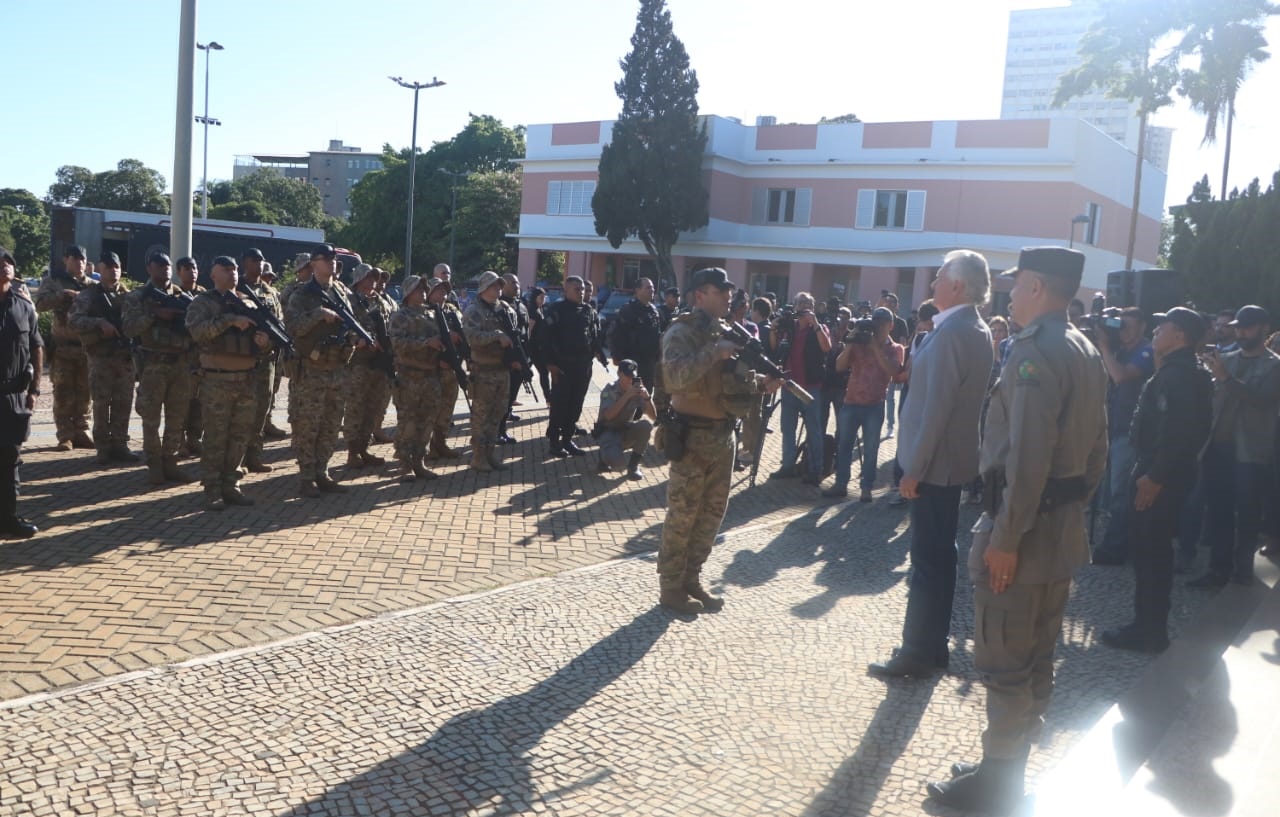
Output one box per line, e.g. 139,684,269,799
371,429,394,444
244,450,273,473
55,439,74,452
625,451,644,481
346,444,365,468
299,479,320,498
71,431,96,449
162,458,193,484
262,422,288,439
222,486,255,506
412,448,439,481
927,755,1025,815
360,448,386,466
95,448,112,465
184,436,202,457
316,472,348,493
487,445,507,471
471,445,493,472
684,572,725,612
203,488,226,512
659,588,704,615
110,446,140,463
430,431,460,459
147,458,166,486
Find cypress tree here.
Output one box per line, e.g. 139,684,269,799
592,0,709,291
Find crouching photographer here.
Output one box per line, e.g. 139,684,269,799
595,359,656,480
824,307,904,501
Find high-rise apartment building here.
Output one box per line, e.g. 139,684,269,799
1001,0,1173,172
233,140,384,219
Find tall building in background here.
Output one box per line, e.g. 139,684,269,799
1001,0,1173,172
233,140,384,219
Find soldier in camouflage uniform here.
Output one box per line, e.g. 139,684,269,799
657,268,779,614
239,249,284,474
174,257,206,456
369,268,398,445
259,261,289,440
284,244,361,497
121,253,194,485
279,253,313,426
343,263,393,468
388,275,444,482
68,252,138,465
185,256,269,511
462,271,518,472
34,244,94,450
427,278,465,460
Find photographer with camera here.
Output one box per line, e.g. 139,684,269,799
595,359,656,480
1091,307,1155,566
768,292,831,485
824,308,904,501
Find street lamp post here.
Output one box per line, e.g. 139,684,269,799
389,76,446,275
438,168,469,270
196,41,224,219
1069,213,1092,249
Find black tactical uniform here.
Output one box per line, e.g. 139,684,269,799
543,297,602,453
609,297,663,389
1112,344,1213,650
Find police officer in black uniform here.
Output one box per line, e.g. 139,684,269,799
542,275,602,457
1101,307,1213,653
498,273,530,444
0,246,42,538
608,277,663,390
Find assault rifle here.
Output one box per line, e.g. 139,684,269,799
232,284,295,356
497,304,537,402
723,321,813,405
314,284,377,348
364,296,398,385
141,284,194,330
96,287,133,352
433,304,471,405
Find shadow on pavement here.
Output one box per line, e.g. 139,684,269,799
273,607,672,817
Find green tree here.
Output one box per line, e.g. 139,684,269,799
227,169,326,228
207,200,275,224
0,188,51,277
75,159,168,213
1176,0,1274,199
818,113,862,124
45,165,93,207
452,169,522,273
1054,0,1183,269
592,0,709,291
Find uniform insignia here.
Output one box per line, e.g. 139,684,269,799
1016,359,1040,385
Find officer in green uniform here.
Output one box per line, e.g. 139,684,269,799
928,247,1108,814
657,268,779,614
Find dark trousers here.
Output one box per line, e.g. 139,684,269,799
0,410,30,522
900,482,963,665
548,361,592,441
1203,442,1268,580
499,370,520,436
1130,475,1189,644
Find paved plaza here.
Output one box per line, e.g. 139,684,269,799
0,369,1264,815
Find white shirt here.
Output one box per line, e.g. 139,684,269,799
930,302,969,330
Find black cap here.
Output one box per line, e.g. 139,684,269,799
212,255,237,269
98,251,121,266
0,246,15,265
1229,304,1271,328
687,267,734,293
664,287,679,298
310,243,337,260
1153,307,1206,344
243,247,265,261
148,252,172,266
1000,246,1085,291
64,244,87,260
175,256,196,269
871,307,895,324
618,359,640,378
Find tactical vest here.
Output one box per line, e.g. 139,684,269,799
138,283,193,353
665,311,758,416
293,282,354,367
193,291,259,358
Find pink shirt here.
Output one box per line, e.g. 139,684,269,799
842,337,905,406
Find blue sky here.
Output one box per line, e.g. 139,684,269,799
3,0,1277,210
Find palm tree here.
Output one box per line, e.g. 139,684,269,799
1177,1,1275,199
1054,0,1184,269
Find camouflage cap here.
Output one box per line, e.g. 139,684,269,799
476,270,502,292
293,252,313,272
350,263,374,286
402,275,426,299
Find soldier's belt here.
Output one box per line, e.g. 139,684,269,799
674,413,733,431
138,349,185,364
471,361,505,372
983,470,1089,516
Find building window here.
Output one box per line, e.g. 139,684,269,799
855,189,926,231
751,187,812,226
768,189,796,223
1085,202,1101,246
545,180,597,216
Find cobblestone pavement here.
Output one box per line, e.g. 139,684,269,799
1,494,1214,816
2,366,867,700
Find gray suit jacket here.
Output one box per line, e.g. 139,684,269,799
896,304,994,486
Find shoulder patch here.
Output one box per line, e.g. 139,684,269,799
1016,359,1041,385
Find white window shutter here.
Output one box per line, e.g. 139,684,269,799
905,190,927,231
794,188,812,226
855,189,876,229
546,181,561,215
751,187,768,225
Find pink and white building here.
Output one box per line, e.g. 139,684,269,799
514,115,1166,308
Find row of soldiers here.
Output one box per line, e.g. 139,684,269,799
36,243,530,511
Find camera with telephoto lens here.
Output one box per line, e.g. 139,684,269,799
1079,306,1123,346
846,317,877,344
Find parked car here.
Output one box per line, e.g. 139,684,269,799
598,289,633,353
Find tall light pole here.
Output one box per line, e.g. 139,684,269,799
389,76,445,275
438,167,469,270
196,41,224,219
171,0,197,260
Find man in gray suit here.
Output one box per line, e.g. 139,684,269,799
869,250,994,679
